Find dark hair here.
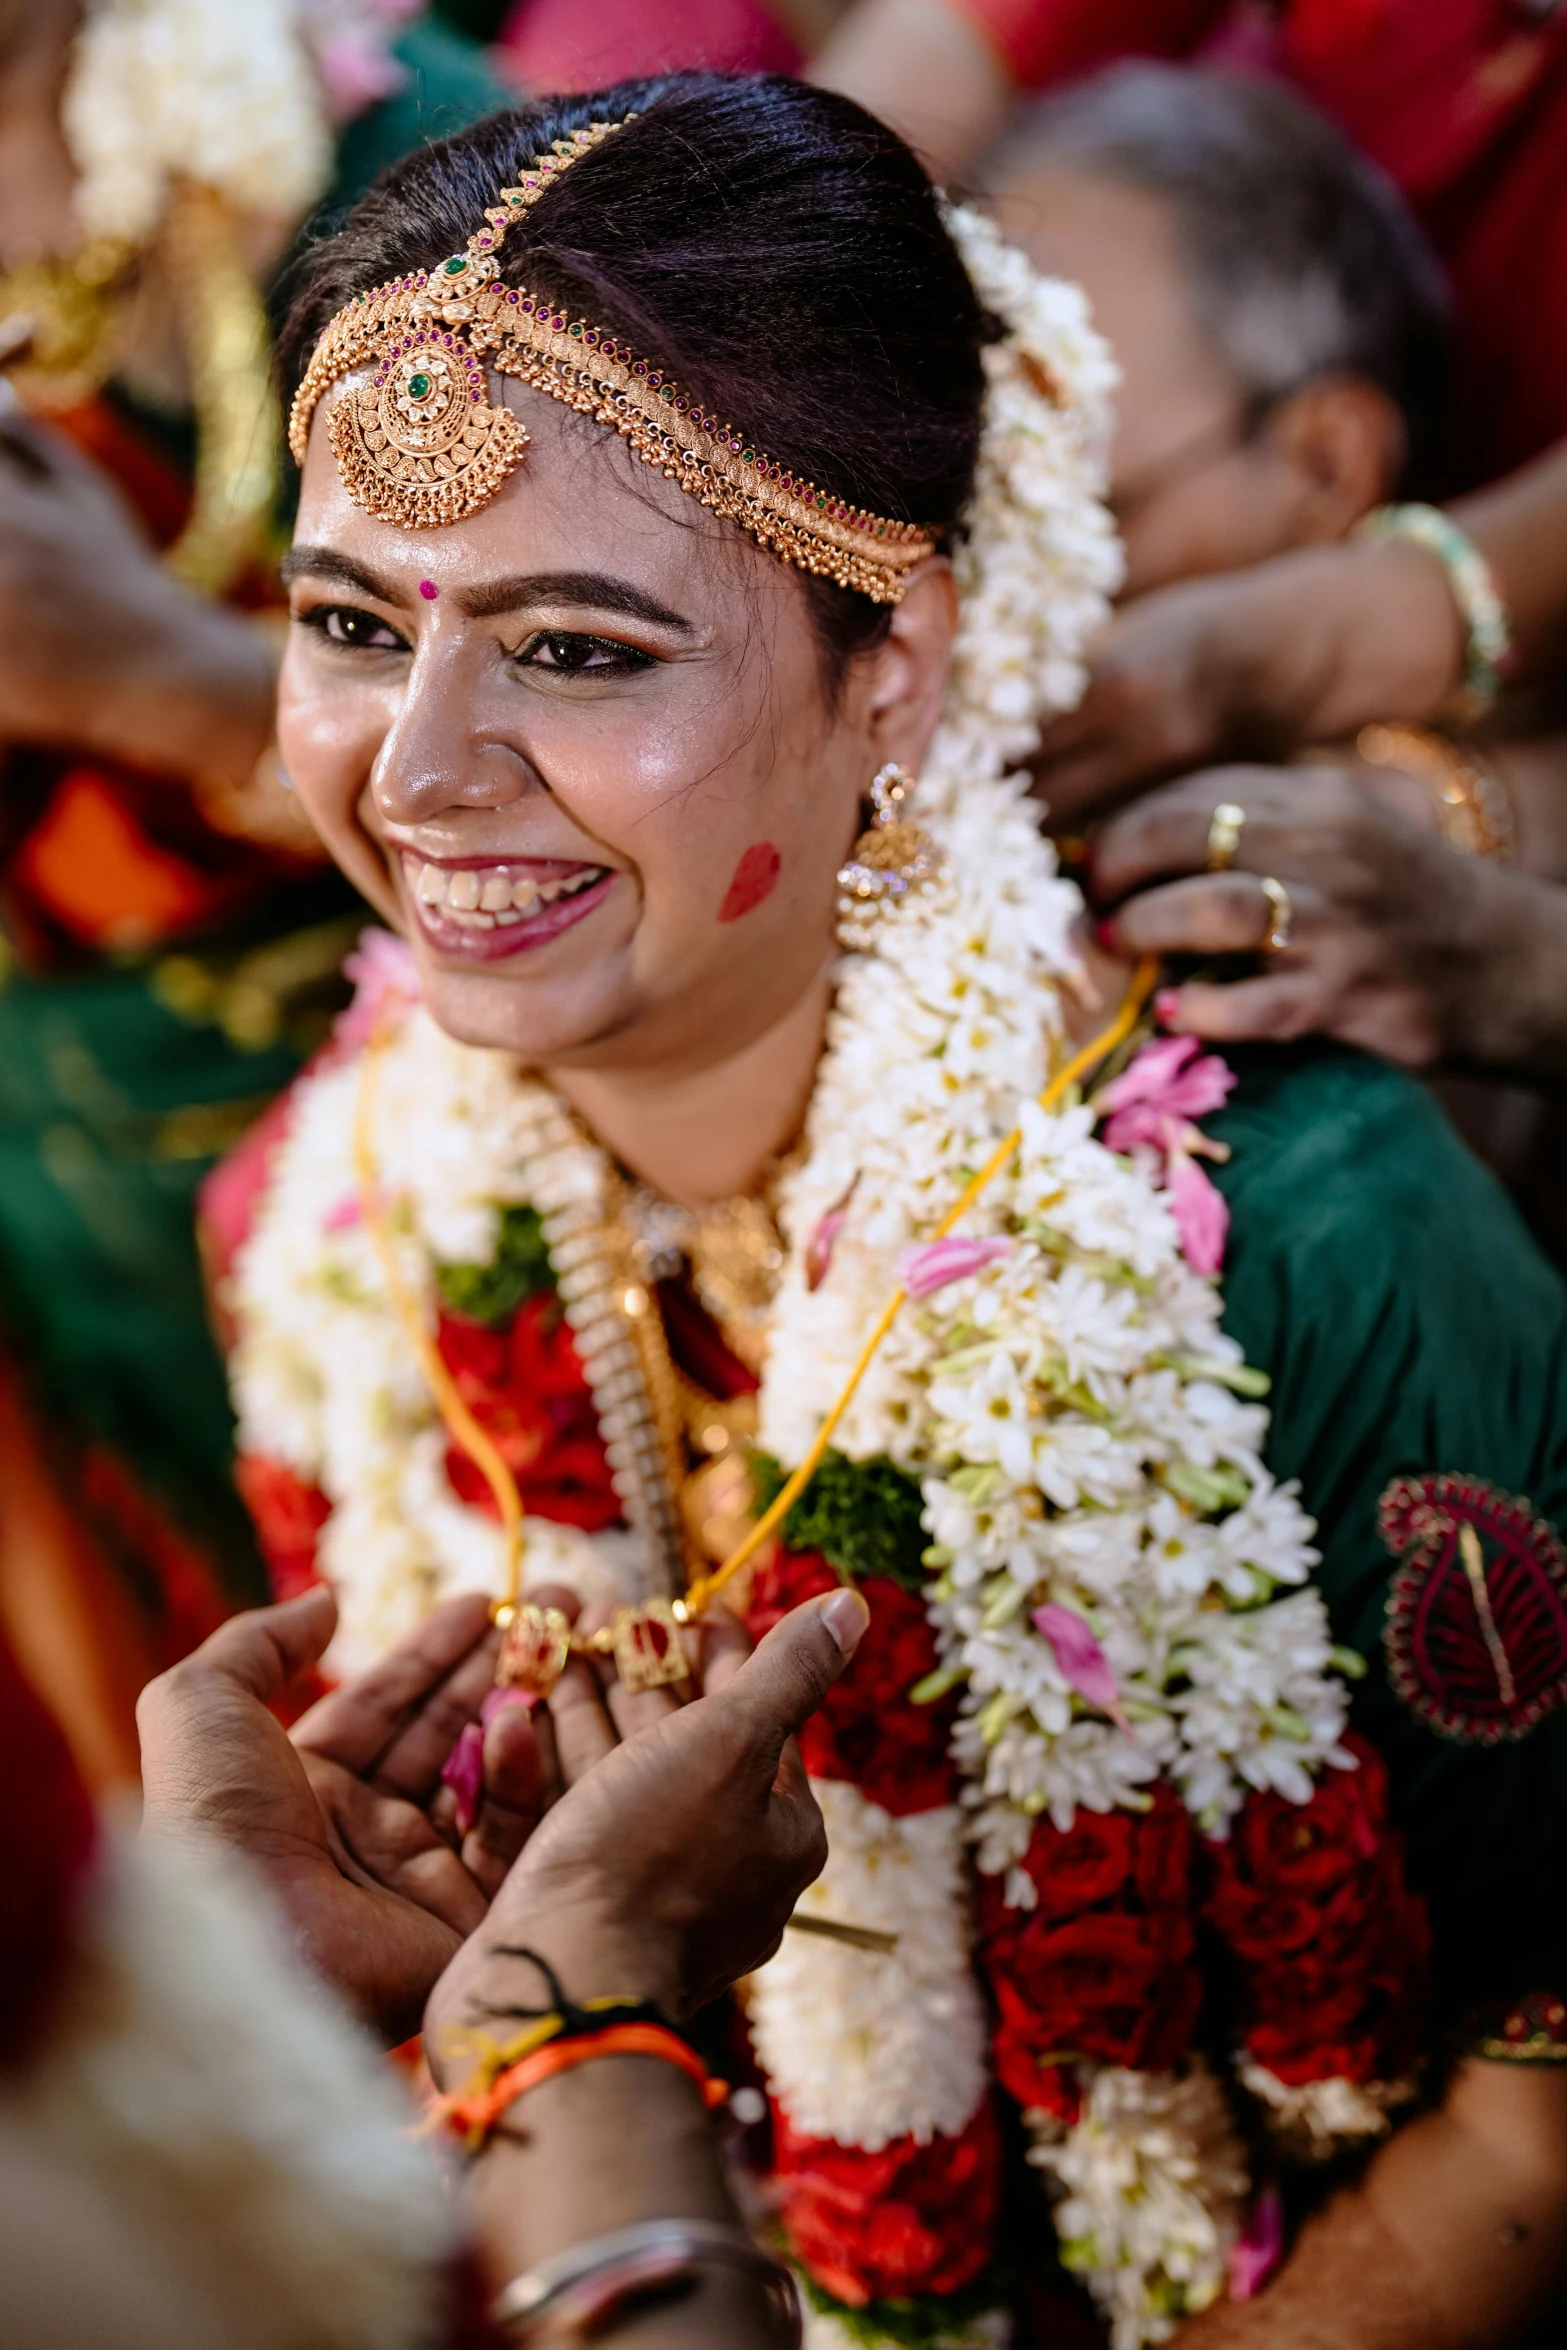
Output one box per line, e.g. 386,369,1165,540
280,74,993,673
996,63,1451,488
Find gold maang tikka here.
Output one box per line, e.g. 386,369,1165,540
289,116,937,600
836,761,944,948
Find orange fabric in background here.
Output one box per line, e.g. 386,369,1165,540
10,768,219,949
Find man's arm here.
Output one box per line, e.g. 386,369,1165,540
0,407,277,788
1181,2061,1567,2347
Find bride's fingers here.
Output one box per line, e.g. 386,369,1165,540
461,1701,545,1896
689,1602,753,1698
576,1599,689,1743
542,1650,620,1786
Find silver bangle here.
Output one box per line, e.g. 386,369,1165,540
491,2218,802,2343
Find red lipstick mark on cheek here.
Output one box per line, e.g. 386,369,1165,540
718,841,782,923
418,579,439,600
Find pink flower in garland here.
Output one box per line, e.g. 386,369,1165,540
1230,2189,1285,2302
1032,1602,1131,1733
334,927,420,1050
1099,1034,1235,1276
899,1235,1014,1299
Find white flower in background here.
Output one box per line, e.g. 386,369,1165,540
66,0,336,242
1028,2064,1247,2350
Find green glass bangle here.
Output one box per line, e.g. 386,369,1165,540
1356,501,1513,723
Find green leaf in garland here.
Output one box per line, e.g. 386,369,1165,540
435,1202,554,1327
750,1447,929,1589
799,2267,1004,2348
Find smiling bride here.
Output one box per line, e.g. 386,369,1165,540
210,74,1567,2350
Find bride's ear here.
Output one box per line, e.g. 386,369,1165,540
863,558,959,772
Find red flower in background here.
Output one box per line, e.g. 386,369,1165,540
1204,1736,1429,2086
437,1293,620,1532
235,1453,330,1600
772,2102,1000,2306
746,1550,959,1816
977,1791,1202,2113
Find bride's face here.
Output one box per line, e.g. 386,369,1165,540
280,382,956,1073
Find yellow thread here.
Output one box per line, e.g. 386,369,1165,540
354,1029,525,1609
355,958,1158,1626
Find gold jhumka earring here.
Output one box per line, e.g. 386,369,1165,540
836,761,943,949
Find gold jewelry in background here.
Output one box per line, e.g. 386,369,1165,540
1355,722,1516,861
160,182,280,595
0,237,136,410
1205,800,1245,872
0,180,279,603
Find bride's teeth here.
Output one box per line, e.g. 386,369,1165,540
407,861,604,924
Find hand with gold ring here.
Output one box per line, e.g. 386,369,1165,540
1087,762,1535,1067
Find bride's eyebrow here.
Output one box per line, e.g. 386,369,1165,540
279,549,695,637
457,570,694,632
282,546,402,600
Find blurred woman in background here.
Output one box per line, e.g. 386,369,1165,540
0,0,498,1784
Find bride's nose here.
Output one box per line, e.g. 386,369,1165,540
368,684,536,824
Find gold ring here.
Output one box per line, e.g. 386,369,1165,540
1206,801,1245,871
1259,875,1292,954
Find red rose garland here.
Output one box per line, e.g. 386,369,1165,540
435,1295,621,1532
746,1549,961,1817
977,1789,1204,2121
1204,1735,1429,2089
772,2103,1001,2309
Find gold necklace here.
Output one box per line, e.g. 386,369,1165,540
619,1173,790,1375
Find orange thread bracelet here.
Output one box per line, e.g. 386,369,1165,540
434,2022,727,2149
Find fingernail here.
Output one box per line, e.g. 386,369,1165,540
1094,917,1118,952
1155,988,1184,1029
481,1686,539,1725
818,1588,869,1656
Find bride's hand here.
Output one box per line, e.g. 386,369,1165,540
137,1585,543,2043
423,1587,869,2076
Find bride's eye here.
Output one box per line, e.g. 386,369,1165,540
517,630,655,675
297,604,407,651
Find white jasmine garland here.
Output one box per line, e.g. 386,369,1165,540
231,223,1370,2346
65,0,343,245
747,1780,988,2151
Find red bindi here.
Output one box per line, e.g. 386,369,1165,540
418,579,439,600
718,841,781,923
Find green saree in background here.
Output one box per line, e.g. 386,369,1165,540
1209,1042,1567,2041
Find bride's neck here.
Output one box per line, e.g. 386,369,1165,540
545,970,833,1209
